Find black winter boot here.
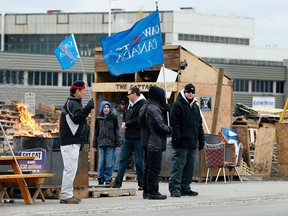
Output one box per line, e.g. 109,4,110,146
98,177,104,185
147,191,167,200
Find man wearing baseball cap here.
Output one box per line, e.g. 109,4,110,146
59,80,95,204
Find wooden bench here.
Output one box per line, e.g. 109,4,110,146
0,173,56,203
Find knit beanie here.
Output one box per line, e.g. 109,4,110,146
71,80,86,90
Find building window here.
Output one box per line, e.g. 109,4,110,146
276,81,284,93
0,70,24,85
28,71,58,86
252,80,273,93
87,73,95,87
178,33,250,46
233,79,249,92
62,72,83,86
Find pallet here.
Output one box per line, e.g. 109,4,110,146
89,187,136,198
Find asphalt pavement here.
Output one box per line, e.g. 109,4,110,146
1,178,288,216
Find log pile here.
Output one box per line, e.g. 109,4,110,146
0,101,19,153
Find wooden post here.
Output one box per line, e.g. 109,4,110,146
89,91,96,172
211,68,224,134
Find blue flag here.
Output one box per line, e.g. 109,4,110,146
54,34,80,70
101,10,164,76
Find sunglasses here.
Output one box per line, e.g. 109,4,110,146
127,92,133,96
185,90,195,94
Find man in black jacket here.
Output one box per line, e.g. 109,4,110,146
169,83,205,197
113,86,146,189
59,80,95,204
140,86,172,200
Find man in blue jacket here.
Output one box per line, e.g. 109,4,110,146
59,80,94,204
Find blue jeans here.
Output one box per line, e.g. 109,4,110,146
114,146,121,171
169,147,196,193
115,138,144,186
114,141,123,171
98,146,115,182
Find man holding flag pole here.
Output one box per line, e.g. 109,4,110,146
54,34,95,204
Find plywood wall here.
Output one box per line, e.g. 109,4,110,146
252,127,275,176
276,123,288,177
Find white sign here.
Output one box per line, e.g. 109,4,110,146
252,96,275,108
25,92,36,114
157,67,178,99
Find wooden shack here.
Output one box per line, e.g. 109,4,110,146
91,45,233,179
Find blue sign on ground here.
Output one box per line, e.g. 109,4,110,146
20,148,46,173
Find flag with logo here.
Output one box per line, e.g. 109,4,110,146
101,10,164,76
54,34,80,70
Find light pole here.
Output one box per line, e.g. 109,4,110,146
108,0,111,36
108,0,119,36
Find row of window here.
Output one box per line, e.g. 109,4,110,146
205,57,283,67
2,33,166,56
0,70,94,86
0,70,24,85
0,70,283,94
233,79,284,93
178,34,250,45
3,34,106,56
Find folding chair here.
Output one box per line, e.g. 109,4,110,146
204,143,226,184
224,143,243,182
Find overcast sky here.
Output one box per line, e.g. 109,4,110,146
1,0,288,49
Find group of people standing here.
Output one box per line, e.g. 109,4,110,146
58,80,205,204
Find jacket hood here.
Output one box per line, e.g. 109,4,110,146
179,89,197,106
128,93,146,108
99,101,112,117
148,86,165,105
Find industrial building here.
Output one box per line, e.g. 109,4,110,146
0,9,287,109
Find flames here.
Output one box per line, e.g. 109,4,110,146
14,102,56,138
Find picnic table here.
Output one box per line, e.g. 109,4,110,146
0,156,55,204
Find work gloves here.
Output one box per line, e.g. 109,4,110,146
84,99,95,112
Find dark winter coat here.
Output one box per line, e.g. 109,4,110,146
123,95,146,139
140,99,172,152
170,91,205,149
92,101,119,148
59,95,90,146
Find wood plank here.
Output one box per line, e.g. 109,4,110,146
0,156,35,161
211,68,224,134
92,82,178,92
232,125,251,168
89,188,136,198
276,123,288,177
0,173,55,179
252,127,275,176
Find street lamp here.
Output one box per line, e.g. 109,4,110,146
108,0,119,36
108,0,112,36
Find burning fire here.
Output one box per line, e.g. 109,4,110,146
14,102,54,138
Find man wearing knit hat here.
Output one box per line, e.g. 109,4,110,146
169,83,205,198
59,80,95,204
